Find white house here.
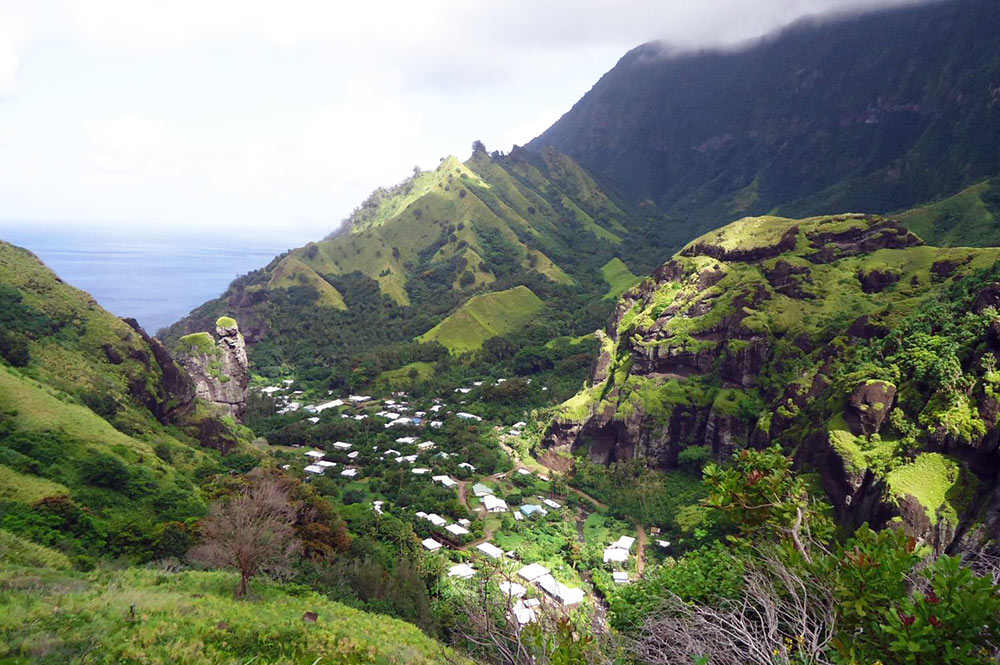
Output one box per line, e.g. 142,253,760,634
512,599,537,625
456,412,482,422
340,468,358,478
472,483,494,497
307,417,320,424
332,441,352,450
458,462,476,472
499,580,527,598
348,395,372,402
516,468,533,476
314,399,345,412
603,547,629,563
455,388,472,394
655,539,671,548
261,386,282,394
448,563,476,579
445,523,470,537
303,465,325,474
372,501,384,515
483,495,509,513
613,571,630,585
411,467,430,475
476,542,504,559
433,475,458,489
317,460,336,468
542,499,561,510
458,518,471,527
385,417,414,428
421,538,442,551
396,436,419,444
430,421,444,429
612,535,636,550
305,450,325,460
347,451,359,459
416,441,436,450
396,454,418,464
518,563,550,583
382,449,401,457
424,513,447,527
536,574,585,606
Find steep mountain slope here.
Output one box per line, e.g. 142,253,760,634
545,214,1000,552
0,240,249,564
165,147,667,374
530,0,1000,250
897,176,1000,247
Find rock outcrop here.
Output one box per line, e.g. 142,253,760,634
174,317,250,420
544,213,1000,551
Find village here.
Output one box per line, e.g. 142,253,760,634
256,377,672,628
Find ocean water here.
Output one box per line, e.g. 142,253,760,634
1,227,290,335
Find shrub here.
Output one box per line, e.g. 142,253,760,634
79,452,130,491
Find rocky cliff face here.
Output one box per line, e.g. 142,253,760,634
174,317,250,420
546,214,1000,551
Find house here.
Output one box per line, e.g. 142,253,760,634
433,475,458,489
472,483,494,497
542,499,561,510
421,538,442,551
448,563,476,579
396,454,418,464
430,421,444,429
340,468,358,478
655,539,671,548
303,465,325,474
538,475,550,482
307,417,320,424
458,462,476,472
424,513,446,527
483,495,509,513
347,451,359,459
456,412,482,422
411,467,430,475
612,535,636,551
354,414,367,421
314,399,345,412
473,381,484,387
416,441,436,450
517,563,550,583
396,436,419,445
511,599,537,625
261,386,282,395
516,468,532,476
372,501,384,515
445,523,470,537
385,417,414,428
499,580,527,598
520,504,547,517
512,511,524,521
476,542,504,559
613,571,630,585
536,574,585,606
332,441,352,450
455,388,472,394
382,449,401,457
512,422,526,429
282,379,294,385
305,450,325,460
316,460,336,468
603,547,629,563
348,395,372,402
430,404,443,412
457,518,471,527
415,411,426,417
435,451,452,460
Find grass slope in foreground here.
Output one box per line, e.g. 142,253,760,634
0,563,469,665
416,285,544,354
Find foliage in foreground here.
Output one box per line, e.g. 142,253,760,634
0,564,470,665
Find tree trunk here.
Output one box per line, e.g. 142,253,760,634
236,573,249,599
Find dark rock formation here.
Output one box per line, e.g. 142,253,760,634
844,381,897,436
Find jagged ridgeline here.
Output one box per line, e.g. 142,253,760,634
546,214,1000,551
164,146,671,372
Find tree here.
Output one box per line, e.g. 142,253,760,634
189,476,300,598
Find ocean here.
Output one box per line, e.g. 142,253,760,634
1,227,293,335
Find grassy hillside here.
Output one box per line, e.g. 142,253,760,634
164,147,672,381
417,285,545,354
897,177,1000,247
600,257,641,300
0,564,471,665
547,213,1000,546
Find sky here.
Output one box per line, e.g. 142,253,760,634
0,0,930,246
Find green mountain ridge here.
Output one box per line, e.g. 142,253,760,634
165,146,668,378
529,0,1000,254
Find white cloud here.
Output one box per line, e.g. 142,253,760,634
0,12,27,98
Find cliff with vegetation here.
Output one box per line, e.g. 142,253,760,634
546,214,1000,551
174,316,250,420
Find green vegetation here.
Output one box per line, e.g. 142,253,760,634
898,178,1000,247
375,361,436,390
177,331,217,356
0,565,469,664
886,453,963,524
215,316,237,329
417,286,545,354
0,530,72,569
600,257,641,299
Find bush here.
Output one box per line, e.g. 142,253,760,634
79,452,130,491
